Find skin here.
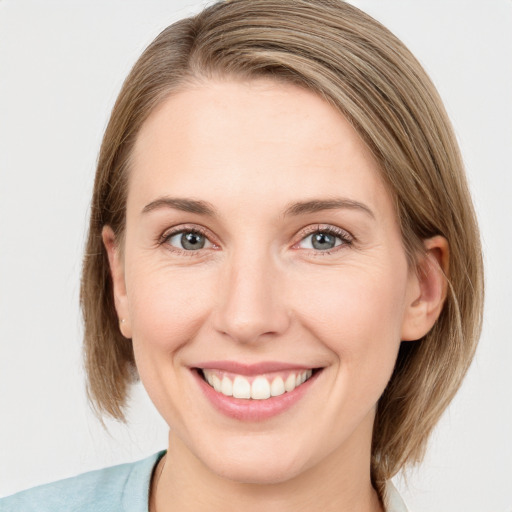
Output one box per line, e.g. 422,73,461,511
104,79,448,512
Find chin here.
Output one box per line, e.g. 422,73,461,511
195,435,312,485
212,456,306,485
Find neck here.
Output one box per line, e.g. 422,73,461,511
152,429,384,512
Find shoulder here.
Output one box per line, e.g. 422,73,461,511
0,451,165,512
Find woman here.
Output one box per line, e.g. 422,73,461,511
0,0,484,510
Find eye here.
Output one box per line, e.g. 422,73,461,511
164,230,213,251
296,227,351,252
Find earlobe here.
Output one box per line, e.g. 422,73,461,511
102,226,132,339
401,236,449,341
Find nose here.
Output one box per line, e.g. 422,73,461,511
212,250,291,344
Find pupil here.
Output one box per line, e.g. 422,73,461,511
312,232,335,250
181,232,205,250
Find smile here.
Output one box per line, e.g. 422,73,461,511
193,362,323,421
201,369,314,400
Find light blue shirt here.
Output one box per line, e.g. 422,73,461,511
0,451,408,511
0,451,165,512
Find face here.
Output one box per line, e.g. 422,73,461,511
107,79,427,485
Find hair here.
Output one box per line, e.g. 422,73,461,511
81,0,484,497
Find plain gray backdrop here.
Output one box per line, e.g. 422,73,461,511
1,1,511,510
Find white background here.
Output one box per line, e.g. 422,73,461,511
0,1,511,510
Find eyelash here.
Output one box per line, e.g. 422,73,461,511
293,224,353,255
158,224,353,256
159,225,216,256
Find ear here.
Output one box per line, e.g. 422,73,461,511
102,226,132,339
401,235,449,341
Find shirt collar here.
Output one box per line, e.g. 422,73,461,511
383,481,409,512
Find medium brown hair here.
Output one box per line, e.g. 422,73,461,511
81,0,483,493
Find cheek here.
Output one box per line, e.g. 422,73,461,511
293,264,408,375
124,263,217,423
126,263,215,353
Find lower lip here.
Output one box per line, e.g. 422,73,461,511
192,369,321,422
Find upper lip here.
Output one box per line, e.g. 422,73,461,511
193,360,318,376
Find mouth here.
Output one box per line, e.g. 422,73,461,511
198,368,318,400
191,361,324,421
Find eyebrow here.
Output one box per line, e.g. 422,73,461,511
141,196,374,219
141,197,217,216
283,198,375,219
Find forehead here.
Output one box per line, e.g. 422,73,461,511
129,78,391,219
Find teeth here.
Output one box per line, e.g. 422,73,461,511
232,376,251,399
251,377,271,400
221,376,233,396
270,376,285,397
284,374,296,392
212,374,221,392
202,369,314,400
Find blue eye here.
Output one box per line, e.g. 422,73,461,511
298,229,349,251
166,230,212,251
